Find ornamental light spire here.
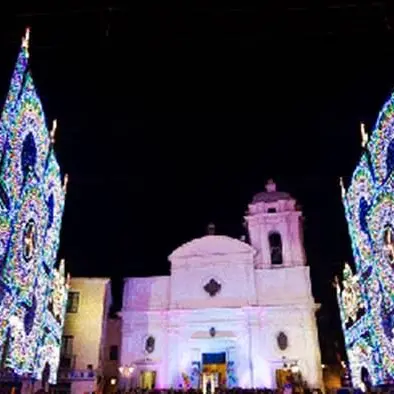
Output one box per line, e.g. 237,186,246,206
59,258,65,277
0,27,68,384
339,177,346,200
50,119,57,144
0,28,32,154
63,174,69,193
21,27,30,55
360,122,368,148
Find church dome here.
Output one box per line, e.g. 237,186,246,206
251,179,292,203
169,235,255,261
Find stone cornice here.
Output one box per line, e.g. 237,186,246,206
245,210,302,224
171,256,253,269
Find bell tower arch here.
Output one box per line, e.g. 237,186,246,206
245,180,306,269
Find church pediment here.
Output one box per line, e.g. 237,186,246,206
169,235,255,261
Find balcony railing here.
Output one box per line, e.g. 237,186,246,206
57,369,96,381
0,369,20,382
58,355,96,382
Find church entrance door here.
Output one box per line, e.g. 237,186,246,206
276,368,292,389
139,371,156,389
202,373,218,394
201,352,226,389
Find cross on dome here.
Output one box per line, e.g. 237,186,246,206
251,179,292,204
207,222,216,235
265,179,277,193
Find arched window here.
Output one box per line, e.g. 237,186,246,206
269,232,283,265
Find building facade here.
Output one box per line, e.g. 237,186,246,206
57,277,115,394
336,94,394,388
121,181,323,390
0,28,68,390
103,317,122,393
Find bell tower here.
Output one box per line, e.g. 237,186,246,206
245,180,306,269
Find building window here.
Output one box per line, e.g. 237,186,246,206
203,278,221,297
268,232,283,265
145,336,155,354
61,336,74,356
268,207,276,213
109,345,118,361
277,331,288,351
66,291,80,313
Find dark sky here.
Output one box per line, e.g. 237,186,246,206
2,3,394,361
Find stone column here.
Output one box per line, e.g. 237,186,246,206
167,326,180,388
302,311,324,390
227,346,237,388
202,373,207,394
247,218,262,267
246,308,261,388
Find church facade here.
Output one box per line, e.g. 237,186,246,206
120,181,323,390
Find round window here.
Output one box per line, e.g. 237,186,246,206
277,331,288,351
145,336,155,354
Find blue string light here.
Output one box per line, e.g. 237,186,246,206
337,93,394,388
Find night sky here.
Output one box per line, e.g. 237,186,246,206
1,3,394,362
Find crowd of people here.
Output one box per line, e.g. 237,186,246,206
0,387,380,393
114,389,325,394
113,390,388,394
117,390,392,394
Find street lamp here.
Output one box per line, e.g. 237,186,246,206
282,357,299,373
118,365,135,392
290,362,300,374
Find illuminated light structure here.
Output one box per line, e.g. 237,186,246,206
337,96,394,388
0,28,69,385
